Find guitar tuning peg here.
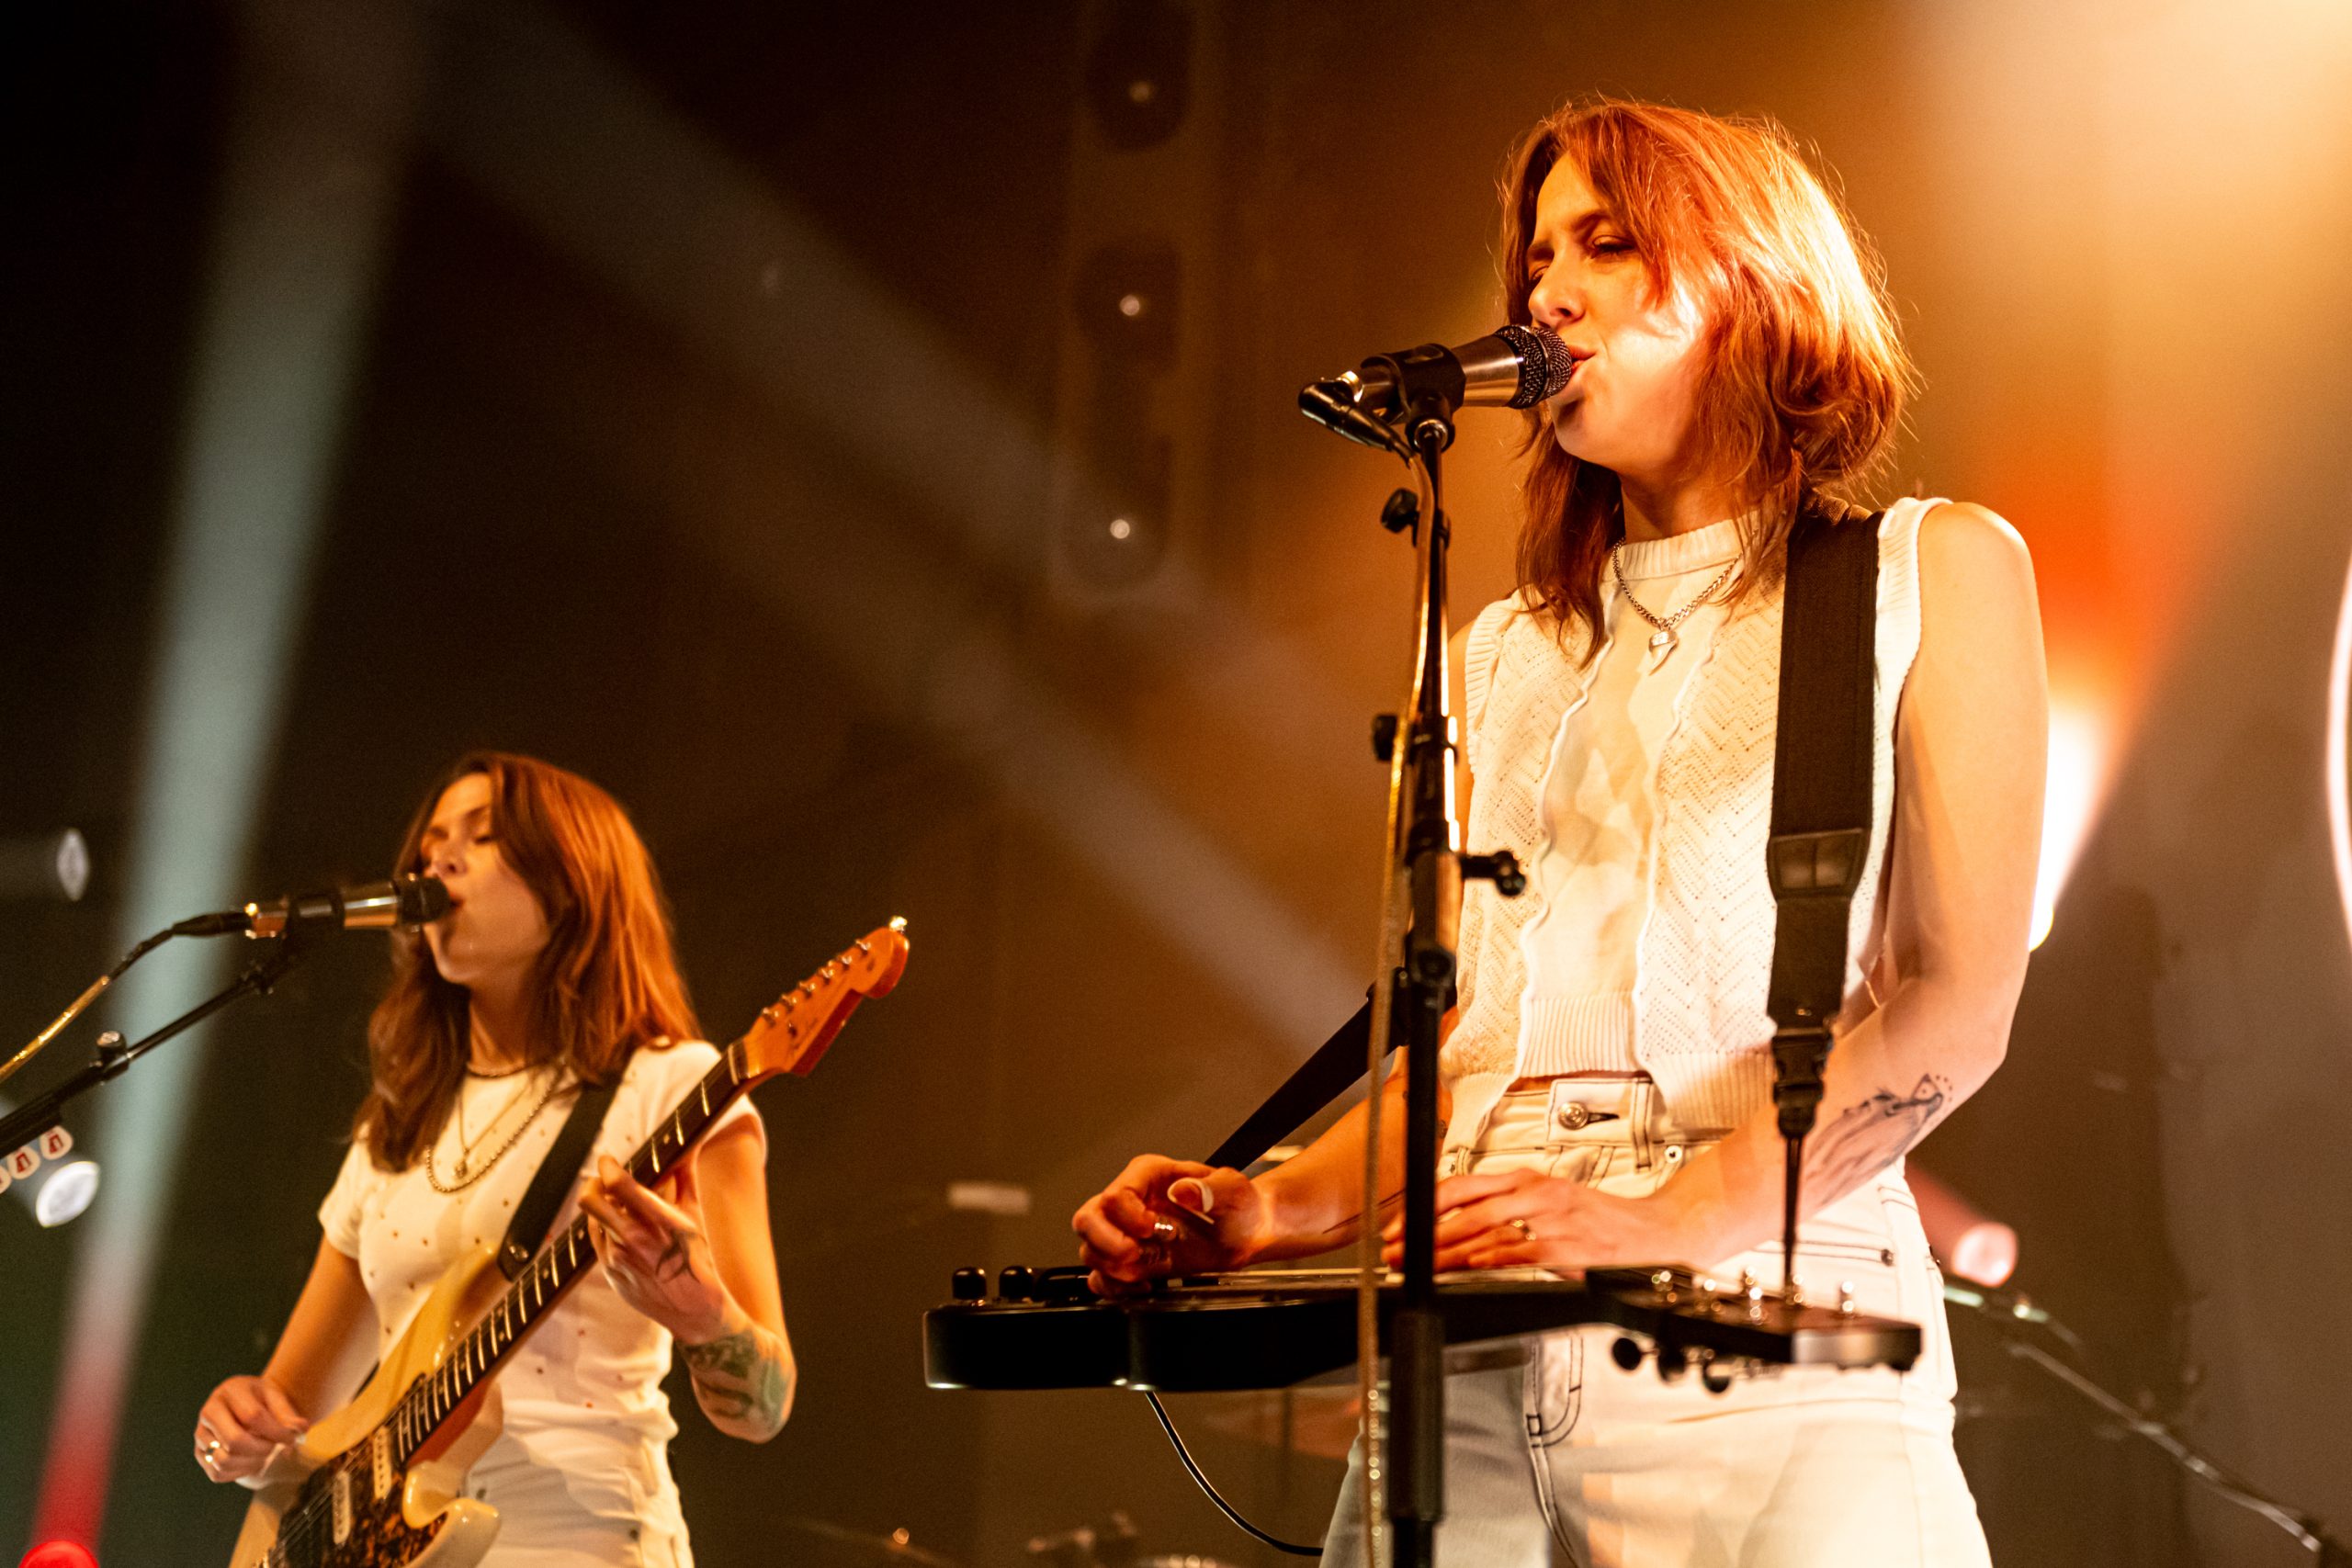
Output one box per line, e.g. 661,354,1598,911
854,939,871,954
1655,1342,1690,1382
1611,1337,1645,1372
1698,1351,1733,1394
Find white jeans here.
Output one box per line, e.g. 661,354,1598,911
1320,1075,1991,1568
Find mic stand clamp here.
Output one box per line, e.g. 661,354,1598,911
0,931,324,1161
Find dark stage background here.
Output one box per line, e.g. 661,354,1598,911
6,3,2351,1565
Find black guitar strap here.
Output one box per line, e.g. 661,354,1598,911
497,1070,624,1280
1764,503,1882,1269
1202,993,1381,1171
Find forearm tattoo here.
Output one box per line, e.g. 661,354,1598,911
1804,1075,1951,1201
683,1323,792,1438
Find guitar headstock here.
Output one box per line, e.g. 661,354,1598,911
741,919,910,1079
1587,1265,1921,1384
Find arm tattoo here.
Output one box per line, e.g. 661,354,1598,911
683,1324,791,1439
1803,1075,1951,1203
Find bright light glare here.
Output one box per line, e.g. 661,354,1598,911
2326,540,2352,953
34,1161,101,1228
2031,701,2108,950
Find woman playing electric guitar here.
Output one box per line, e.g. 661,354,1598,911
196,751,794,1566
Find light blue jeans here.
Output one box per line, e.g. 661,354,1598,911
1319,1076,1991,1568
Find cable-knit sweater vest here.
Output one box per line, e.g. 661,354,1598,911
1443,497,1936,1132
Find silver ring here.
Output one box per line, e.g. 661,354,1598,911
1508,1218,1532,1240
1149,1217,1179,1242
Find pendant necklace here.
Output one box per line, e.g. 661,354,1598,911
1610,543,1740,667
430,1068,563,1193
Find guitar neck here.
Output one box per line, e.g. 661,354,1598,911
387,1038,758,1467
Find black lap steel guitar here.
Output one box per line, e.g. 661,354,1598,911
924,1265,1920,1394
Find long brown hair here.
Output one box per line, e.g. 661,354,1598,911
1499,98,1914,652
352,751,700,1170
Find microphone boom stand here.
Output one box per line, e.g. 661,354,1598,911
0,932,322,1157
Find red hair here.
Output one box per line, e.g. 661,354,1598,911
352,751,700,1170
1500,98,1915,650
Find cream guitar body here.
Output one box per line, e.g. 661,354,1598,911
230,1242,512,1568
226,921,910,1568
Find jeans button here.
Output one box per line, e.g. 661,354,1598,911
1555,1101,1590,1131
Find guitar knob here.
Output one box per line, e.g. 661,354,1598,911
950,1268,988,1302
998,1265,1039,1302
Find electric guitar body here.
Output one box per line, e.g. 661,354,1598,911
229,921,910,1568
230,1244,513,1568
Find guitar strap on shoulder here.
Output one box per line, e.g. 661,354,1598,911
1764,502,1882,1267
498,1069,625,1280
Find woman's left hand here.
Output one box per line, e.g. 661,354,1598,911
579,1150,732,1344
1381,1168,1713,1274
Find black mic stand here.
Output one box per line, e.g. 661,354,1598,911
0,931,323,1158
1374,388,1524,1568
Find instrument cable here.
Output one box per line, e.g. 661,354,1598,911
1143,1391,1323,1557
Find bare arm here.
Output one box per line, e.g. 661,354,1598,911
1675,502,2045,1249
582,1115,795,1441
1416,503,2047,1268
196,1235,378,1485
675,1117,795,1441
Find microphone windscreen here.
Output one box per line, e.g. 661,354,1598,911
397,874,452,925
1495,323,1577,408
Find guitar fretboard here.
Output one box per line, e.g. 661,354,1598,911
382,1036,752,1469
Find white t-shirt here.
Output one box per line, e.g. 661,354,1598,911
1517,515,1744,1077
319,1042,759,1566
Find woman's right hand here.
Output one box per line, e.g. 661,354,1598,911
1072,1156,1270,1292
194,1373,311,1484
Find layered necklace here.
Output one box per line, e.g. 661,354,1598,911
427,1064,564,1193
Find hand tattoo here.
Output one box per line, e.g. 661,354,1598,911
684,1323,792,1440
651,1222,696,1284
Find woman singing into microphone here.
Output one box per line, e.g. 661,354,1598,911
195,752,794,1566
1074,99,2044,1566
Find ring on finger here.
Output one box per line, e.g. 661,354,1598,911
1508,1217,1532,1239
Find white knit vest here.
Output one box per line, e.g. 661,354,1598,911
1444,497,1935,1131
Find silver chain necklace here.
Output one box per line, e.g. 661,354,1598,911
1609,542,1740,661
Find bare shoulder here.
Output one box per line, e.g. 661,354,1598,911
1916,500,2037,610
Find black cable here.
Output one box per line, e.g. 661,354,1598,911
1143,1391,1323,1557
1948,1288,2348,1560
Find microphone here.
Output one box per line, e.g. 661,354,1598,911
172,874,451,939
1301,322,1576,452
